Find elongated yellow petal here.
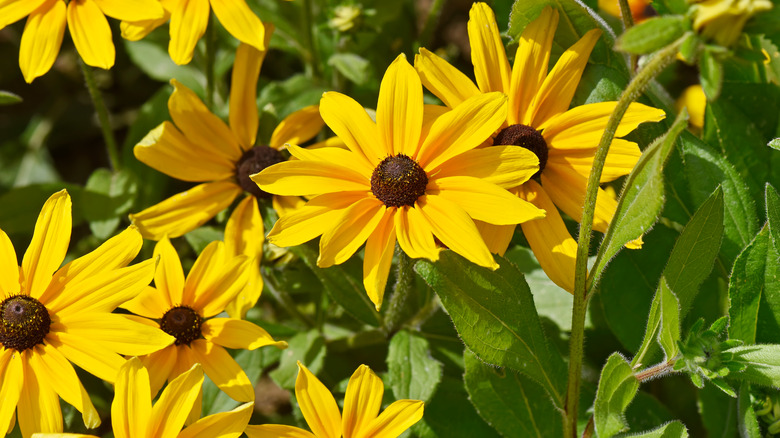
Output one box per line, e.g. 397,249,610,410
540,166,615,233
253,160,370,196
395,206,439,261
179,402,253,438
526,29,601,127
149,363,204,438
377,54,423,156
19,0,65,83
285,143,373,178
46,331,126,383
547,138,641,183
0,0,47,28
270,105,325,149
211,0,265,50
320,91,385,166
192,256,250,318
112,357,152,438
296,362,341,438
318,198,385,267
433,146,539,189
225,195,263,260
474,220,516,255
154,236,185,307
509,6,558,125
178,239,222,305
230,38,271,149
129,181,242,240
517,180,576,293
134,121,237,182
362,399,424,438
417,194,498,269
119,15,168,41
225,261,261,319
67,0,114,69
244,425,317,438
17,353,63,436
93,0,163,21
0,229,20,297
22,190,70,300
362,211,396,310
417,92,507,170
168,0,209,65
139,346,177,397
539,101,666,144
342,365,384,438
51,314,174,356
0,350,24,434
191,340,254,401
468,2,510,94
202,318,287,349
414,47,480,108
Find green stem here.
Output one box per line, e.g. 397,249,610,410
563,35,687,438
635,359,677,382
79,60,120,171
204,12,217,110
616,0,638,74
384,248,415,335
302,0,321,79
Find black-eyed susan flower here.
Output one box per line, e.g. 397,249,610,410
414,3,666,292
245,362,423,438
120,237,287,406
253,54,545,309
32,357,253,438
0,190,174,437
120,0,266,65
0,0,164,82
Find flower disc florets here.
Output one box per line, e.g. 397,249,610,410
236,145,285,199
0,295,51,351
160,306,203,346
370,154,428,208
494,124,548,178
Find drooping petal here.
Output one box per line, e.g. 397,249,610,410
317,198,386,267
539,101,666,144
148,363,204,438
120,15,168,41
253,160,370,196
17,353,63,437
468,2,511,94
93,0,163,21
362,399,424,438
51,314,174,356
202,318,287,350
112,357,152,438
229,39,270,149
67,0,115,69
417,92,507,170
192,255,250,318
190,340,254,402
19,0,66,83
0,229,20,297
377,54,423,156
342,365,384,438
244,425,317,438
0,350,23,434
362,210,396,310
129,181,242,240
211,0,265,51
546,139,641,183
179,402,253,438
319,91,385,166
414,48,480,108
270,105,325,149
295,362,341,438
168,0,209,65
22,189,70,300
540,166,616,233
394,206,439,261
46,331,126,383
0,0,48,29
432,146,539,189
517,180,577,292
139,346,177,397
154,236,185,307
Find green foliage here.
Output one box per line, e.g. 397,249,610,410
0,90,22,105
616,16,688,55
387,330,442,403
594,353,640,438
625,421,689,438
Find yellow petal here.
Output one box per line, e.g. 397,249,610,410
169,79,243,162
468,2,511,94
202,318,287,350
244,425,317,438
0,0,48,28
414,47,480,108
416,194,498,269
362,399,424,438
517,180,577,293
540,166,616,233
230,38,271,149
225,195,263,260
676,84,706,129
67,0,114,69
362,210,396,310
285,143,373,177
0,350,24,434
149,363,204,437
154,236,185,307
119,15,168,41
474,220,516,255
272,194,307,219
93,0,163,21
433,146,539,189
192,255,250,318
133,121,237,182
181,240,225,304
22,189,70,300
190,340,254,401
225,261,261,319
0,229,20,297
295,362,341,438
342,365,384,438
179,402,253,438
539,101,666,144
417,92,507,170
252,160,370,196
51,313,174,356
377,54,423,156
139,346,178,397
46,331,126,383
270,105,325,149
19,0,66,83
211,0,265,51
168,0,209,65
395,206,439,260
428,176,545,225
17,351,63,436
111,357,152,438
510,6,558,125
318,198,385,267
526,29,601,127
320,91,384,166
547,138,641,183
129,181,242,240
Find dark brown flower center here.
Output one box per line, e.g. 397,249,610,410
160,306,203,346
370,154,428,208
493,124,548,179
236,145,285,199
0,295,51,351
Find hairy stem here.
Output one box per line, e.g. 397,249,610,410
384,248,415,335
617,0,638,73
79,61,120,171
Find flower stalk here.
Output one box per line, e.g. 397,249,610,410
384,247,415,335
79,60,121,171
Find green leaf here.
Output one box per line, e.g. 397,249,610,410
328,53,372,85
0,184,86,235
202,348,274,416
737,383,761,438
269,330,326,390
416,376,500,438
184,226,225,254
766,183,780,248
0,91,22,105
415,252,567,408
124,39,205,94
769,138,780,151
463,350,561,438
623,421,689,438
387,330,442,403
699,385,738,437
82,168,138,239
728,345,780,388
700,49,724,100
591,109,688,290
616,16,687,55
594,353,640,438
658,279,681,360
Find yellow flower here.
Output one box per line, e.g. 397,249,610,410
245,362,424,438
120,237,287,408
414,3,666,292
253,54,545,309
120,0,267,65
676,84,707,130
692,0,773,47
32,357,254,438
0,0,164,83
0,190,174,438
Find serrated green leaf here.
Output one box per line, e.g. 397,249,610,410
0,91,22,105
766,184,780,248
728,345,780,388
738,383,761,438
623,421,689,438
415,252,567,408
387,330,442,403
594,353,640,438
700,49,724,100
269,330,326,389
658,279,681,360
328,53,371,85
616,16,687,55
